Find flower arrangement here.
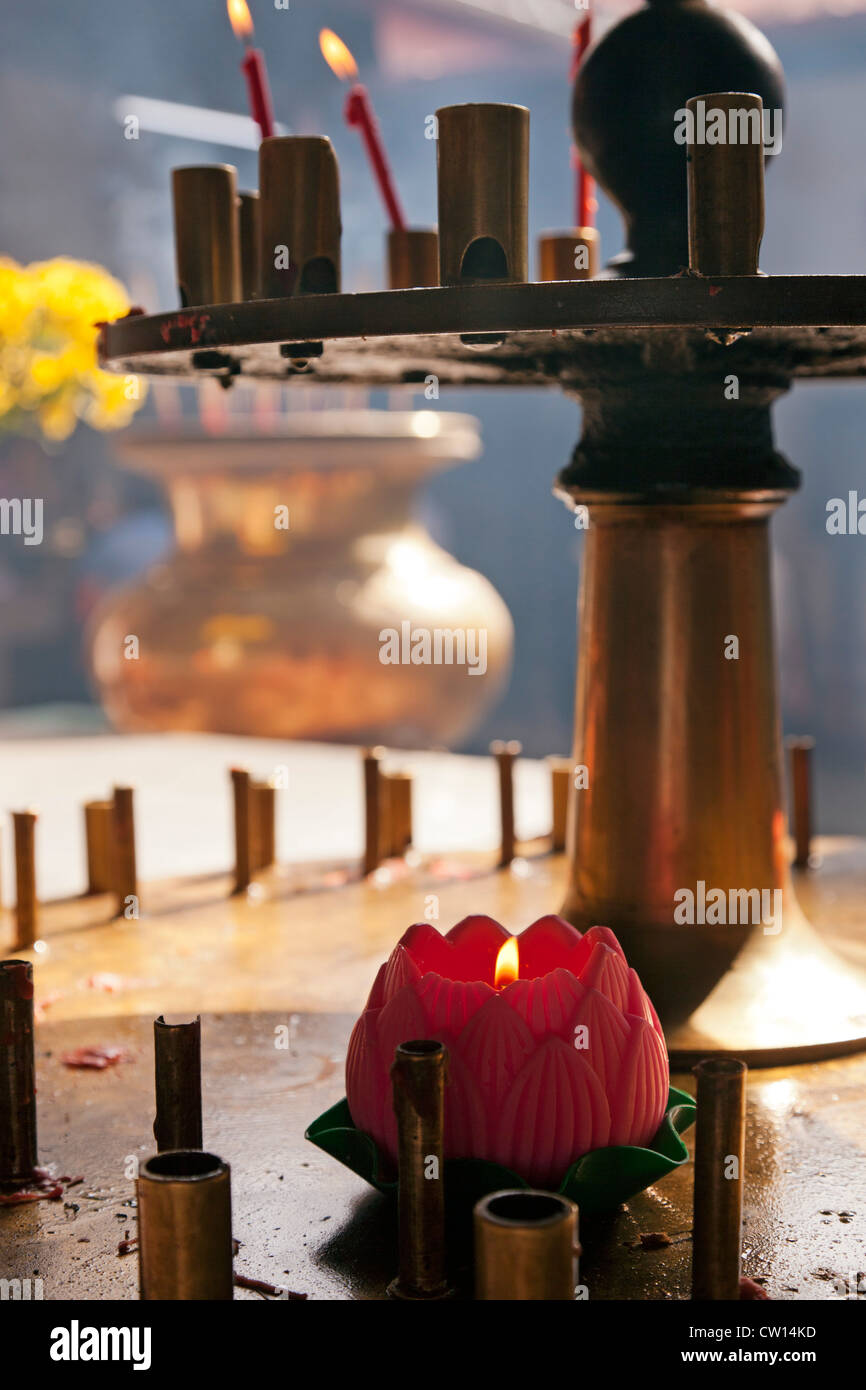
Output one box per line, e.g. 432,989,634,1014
0,257,145,442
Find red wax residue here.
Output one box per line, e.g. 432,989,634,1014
740,1276,771,1300
0,1168,67,1206
61,1045,128,1070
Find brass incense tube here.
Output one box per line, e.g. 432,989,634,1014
436,104,529,285
153,1016,203,1153
692,1057,747,1301
258,136,341,298
171,165,241,307
362,748,382,876
0,960,37,1184
537,229,600,282
84,800,114,895
547,756,572,853
491,740,521,867
389,1040,451,1300
250,781,276,873
137,1150,233,1301
12,811,37,950
474,1189,579,1300
787,736,814,869
382,771,413,858
112,786,138,918
238,190,261,301
687,94,765,276
387,227,439,289
231,767,252,893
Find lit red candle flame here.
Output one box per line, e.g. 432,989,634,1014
572,14,595,230
228,0,275,142
494,935,519,989
319,28,407,232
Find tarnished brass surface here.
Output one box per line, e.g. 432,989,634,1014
171,165,240,308
2,1006,864,1300
559,500,866,1062
474,1190,578,1300
436,104,529,286
88,414,512,747
687,94,765,277
238,191,260,302
84,802,114,896
387,228,439,290
97,278,866,390
537,229,600,282
0,960,37,1184
390,1040,450,1299
258,136,341,298
153,1016,203,1153
137,1150,233,1300
692,1059,746,1301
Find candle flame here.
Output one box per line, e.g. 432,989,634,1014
227,0,254,42
319,28,358,82
494,936,519,989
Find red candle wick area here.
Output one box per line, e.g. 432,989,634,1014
241,45,275,141
572,14,595,230
344,86,407,232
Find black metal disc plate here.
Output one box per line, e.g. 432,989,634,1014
99,275,866,389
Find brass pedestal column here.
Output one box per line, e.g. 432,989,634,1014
557,377,866,1064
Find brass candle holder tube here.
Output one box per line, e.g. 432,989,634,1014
381,771,413,859
388,1040,451,1300
691,1058,747,1301
687,93,765,277
0,960,37,1184
491,739,521,868
153,1016,203,1153
231,767,252,893
84,800,114,895
258,136,341,298
137,1150,233,1301
12,811,37,950
362,748,383,876
436,104,529,285
474,1190,579,1300
387,227,439,289
786,736,814,869
238,190,261,301
171,165,241,307
111,785,138,917
547,756,572,853
537,229,600,282
250,781,276,873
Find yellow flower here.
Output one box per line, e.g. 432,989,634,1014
0,256,145,441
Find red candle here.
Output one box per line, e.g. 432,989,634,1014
347,914,669,1188
228,0,275,142
572,14,595,229
320,28,407,233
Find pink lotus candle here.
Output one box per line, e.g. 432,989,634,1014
347,914,669,1188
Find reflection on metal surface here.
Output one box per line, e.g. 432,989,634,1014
88,413,513,746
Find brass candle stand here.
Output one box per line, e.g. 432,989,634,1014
98,0,866,1066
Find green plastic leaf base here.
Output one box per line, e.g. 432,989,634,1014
306,1086,695,1216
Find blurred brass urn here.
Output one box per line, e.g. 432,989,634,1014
89,411,513,745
